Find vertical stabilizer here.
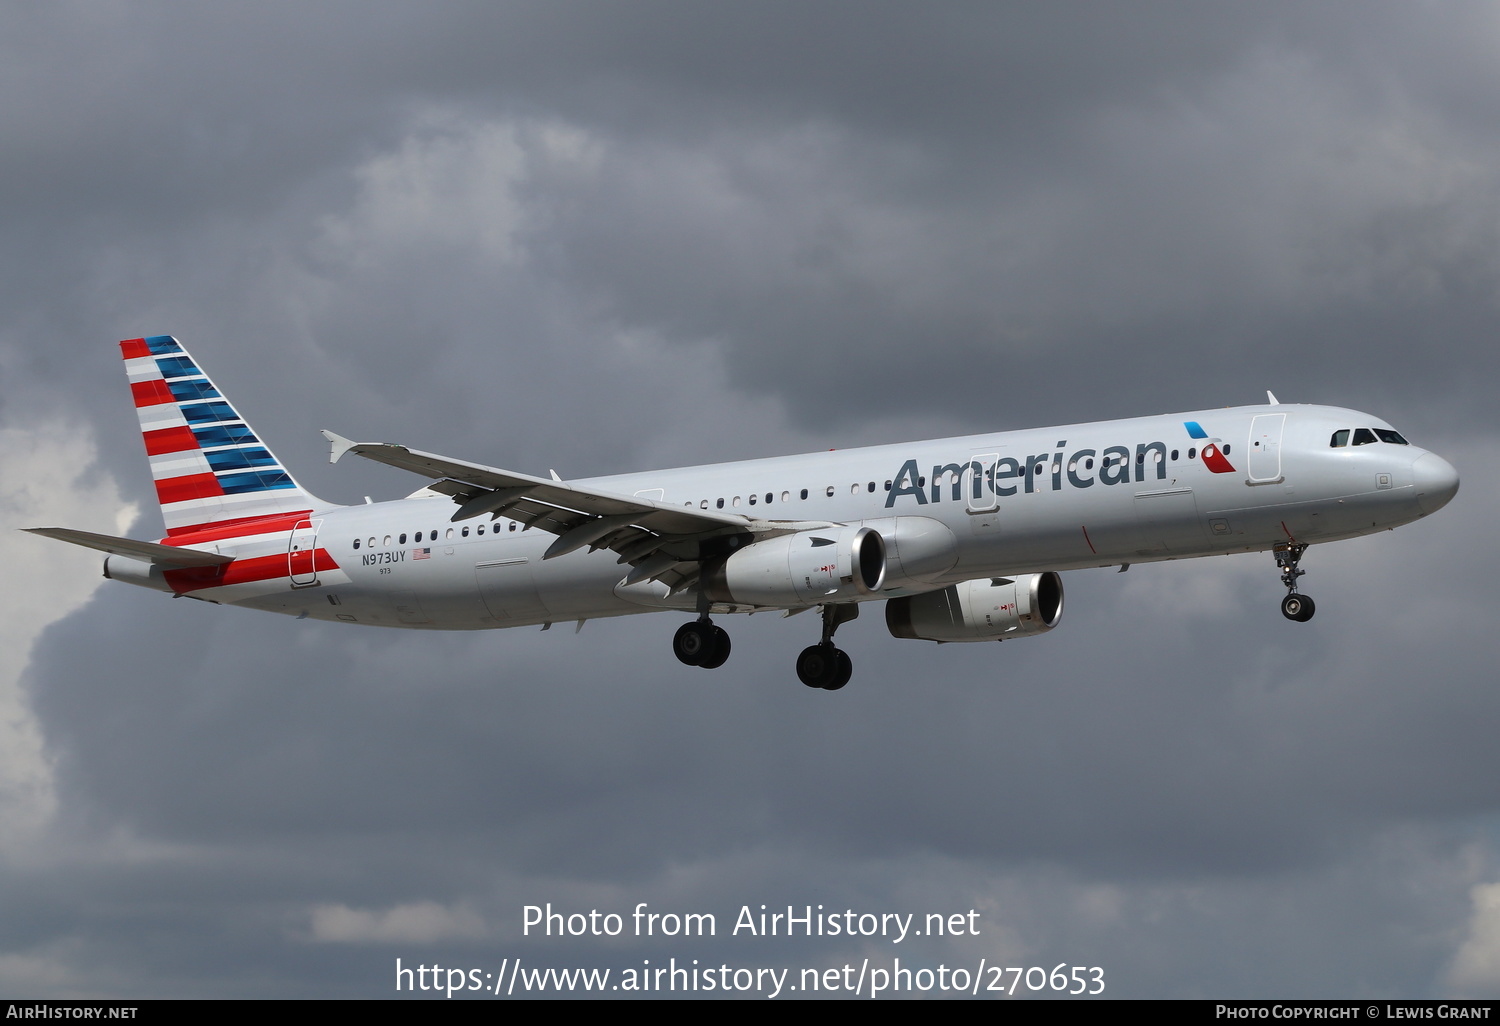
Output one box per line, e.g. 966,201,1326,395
120,335,329,536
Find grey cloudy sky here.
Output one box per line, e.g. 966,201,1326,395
2,2,1497,999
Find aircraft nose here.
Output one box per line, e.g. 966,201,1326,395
1411,452,1459,515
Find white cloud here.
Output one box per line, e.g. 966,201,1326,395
314,113,599,270
0,419,134,856
1445,882,1500,996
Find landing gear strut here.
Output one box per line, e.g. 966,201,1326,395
1274,543,1316,622
674,585,731,669
797,605,857,691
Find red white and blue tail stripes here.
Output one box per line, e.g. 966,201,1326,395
121,336,321,536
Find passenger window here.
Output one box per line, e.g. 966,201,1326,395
826,486,835,498
446,528,454,540
800,489,808,500
867,482,876,493
783,490,791,502
477,524,485,535
462,526,470,537
1353,428,1377,445
748,494,757,505
1223,444,1231,455
429,530,437,542
1330,430,1349,448
765,493,772,504
399,533,407,544
383,535,392,547
353,539,361,549
716,498,724,509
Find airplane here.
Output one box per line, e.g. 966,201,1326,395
26,336,1460,690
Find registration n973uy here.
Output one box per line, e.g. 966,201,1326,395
27,337,1460,691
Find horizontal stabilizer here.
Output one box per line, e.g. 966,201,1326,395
23,527,233,568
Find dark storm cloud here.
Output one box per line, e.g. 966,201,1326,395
3,1,1498,999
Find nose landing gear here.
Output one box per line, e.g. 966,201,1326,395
1275,543,1316,622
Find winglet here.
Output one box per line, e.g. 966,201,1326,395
321,429,358,465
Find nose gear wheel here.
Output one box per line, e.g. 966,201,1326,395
1274,543,1315,622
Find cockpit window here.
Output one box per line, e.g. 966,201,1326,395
1330,430,1349,448
1375,429,1409,445
1352,428,1378,445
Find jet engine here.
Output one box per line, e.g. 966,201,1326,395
885,572,1063,643
701,526,886,606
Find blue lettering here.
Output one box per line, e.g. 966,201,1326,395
1024,454,1048,494
886,459,927,508
1099,446,1131,486
886,438,1170,503
1135,441,1167,482
1067,449,1096,488
993,457,1020,497
931,463,965,503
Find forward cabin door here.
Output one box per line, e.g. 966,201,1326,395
1247,414,1286,485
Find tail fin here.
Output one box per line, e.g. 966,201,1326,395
120,335,330,537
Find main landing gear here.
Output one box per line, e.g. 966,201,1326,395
673,617,731,669
671,603,858,690
797,605,857,691
1274,543,1316,622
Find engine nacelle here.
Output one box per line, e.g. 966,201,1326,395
702,526,886,607
861,516,959,586
885,572,1064,643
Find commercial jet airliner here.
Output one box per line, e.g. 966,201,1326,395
27,337,1459,690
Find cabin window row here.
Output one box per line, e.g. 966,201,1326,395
351,520,521,549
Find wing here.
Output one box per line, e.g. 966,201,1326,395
24,527,233,568
323,431,837,594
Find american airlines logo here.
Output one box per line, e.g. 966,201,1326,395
1182,421,1236,474
884,423,1235,509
